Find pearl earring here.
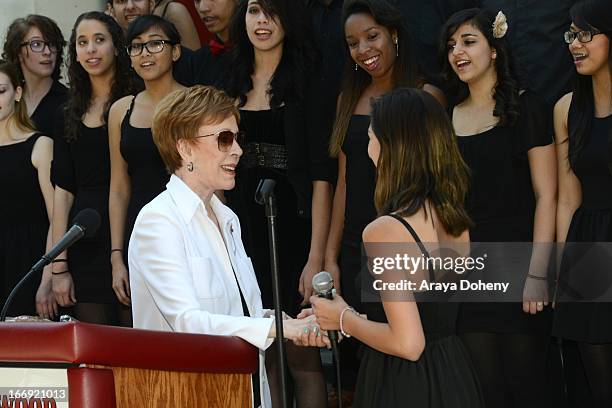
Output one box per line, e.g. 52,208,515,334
355,63,358,71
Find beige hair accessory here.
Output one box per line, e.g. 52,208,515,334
492,11,508,39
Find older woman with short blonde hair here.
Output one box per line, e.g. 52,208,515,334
129,85,324,408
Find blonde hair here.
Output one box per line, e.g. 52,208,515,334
152,85,240,173
0,60,35,132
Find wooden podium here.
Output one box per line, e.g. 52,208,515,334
0,321,257,407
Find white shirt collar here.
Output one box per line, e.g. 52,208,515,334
166,174,236,229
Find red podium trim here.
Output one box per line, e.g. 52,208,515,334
0,322,257,374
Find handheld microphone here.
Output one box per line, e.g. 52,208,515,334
312,271,343,408
312,271,339,345
0,209,101,321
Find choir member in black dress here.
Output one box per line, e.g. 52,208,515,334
305,88,484,408
442,8,558,407
152,0,201,50
220,0,335,406
2,15,68,137
323,0,444,397
47,12,134,325
553,1,612,406
108,15,182,311
0,60,55,319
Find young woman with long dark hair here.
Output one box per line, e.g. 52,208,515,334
553,1,612,406
322,0,444,397
442,8,558,407
108,15,183,313
0,60,55,319
46,11,134,325
306,87,483,408
221,0,335,405
2,15,68,136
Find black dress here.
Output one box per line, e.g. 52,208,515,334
227,108,310,316
52,120,115,304
341,115,377,310
354,215,484,408
456,92,553,334
119,96,169,257
553,115,612,343
0,133,49,316
30,81,69,137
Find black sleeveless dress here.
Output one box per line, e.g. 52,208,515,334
227,108,310,315
52,119,115,303
553,114,612,342
0,133,49,316
354,214,484,408
341,115,377,310
120,96,169,257
456,92,553,334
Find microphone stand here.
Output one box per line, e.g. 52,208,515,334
255,179,289,408
0,261,48,322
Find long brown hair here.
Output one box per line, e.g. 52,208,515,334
0,60,35,132
370,88,471,236
329,0,423,156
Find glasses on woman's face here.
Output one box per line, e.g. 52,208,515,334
126,39,176,57
20,40,58,53
195,130,245,152
564,29,602,44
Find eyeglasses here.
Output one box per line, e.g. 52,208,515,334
20,40,58,53
564,29,602,44
195,130,245,152
126,39,177,57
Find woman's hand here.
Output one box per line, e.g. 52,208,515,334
52,272,76,307
283,314,331,348
299,258,323,305
111,257,131,306
523,275,549,314
35,272,58,320
309,294,349,332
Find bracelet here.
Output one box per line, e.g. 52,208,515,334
51,259,68,264
111,249,123,253
51,270,69,275
340,306,356,338
527,274,547,281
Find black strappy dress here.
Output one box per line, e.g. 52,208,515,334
354,214,484,408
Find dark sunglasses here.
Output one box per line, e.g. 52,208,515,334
195,130,245,152
563,29,602,44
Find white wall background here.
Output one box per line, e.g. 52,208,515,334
0,0,107,50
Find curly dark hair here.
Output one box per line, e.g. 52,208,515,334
567,0,612,170
329,0,424,156
440,8,521,127
221,0,317,108
64,11,134,142
2,15,66,83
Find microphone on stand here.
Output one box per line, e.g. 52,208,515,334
0,209,101,322
312,271,343,408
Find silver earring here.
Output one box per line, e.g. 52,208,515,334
395,40,399,57
355,63,358,71
187,162,194,172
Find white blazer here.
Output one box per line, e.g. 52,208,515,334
129,175,273,407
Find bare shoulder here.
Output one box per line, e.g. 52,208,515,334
31,134,53,166
363,215,416,244
554,92,572,117
165,1,191,19
109,95,134,120
422,83,446,107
